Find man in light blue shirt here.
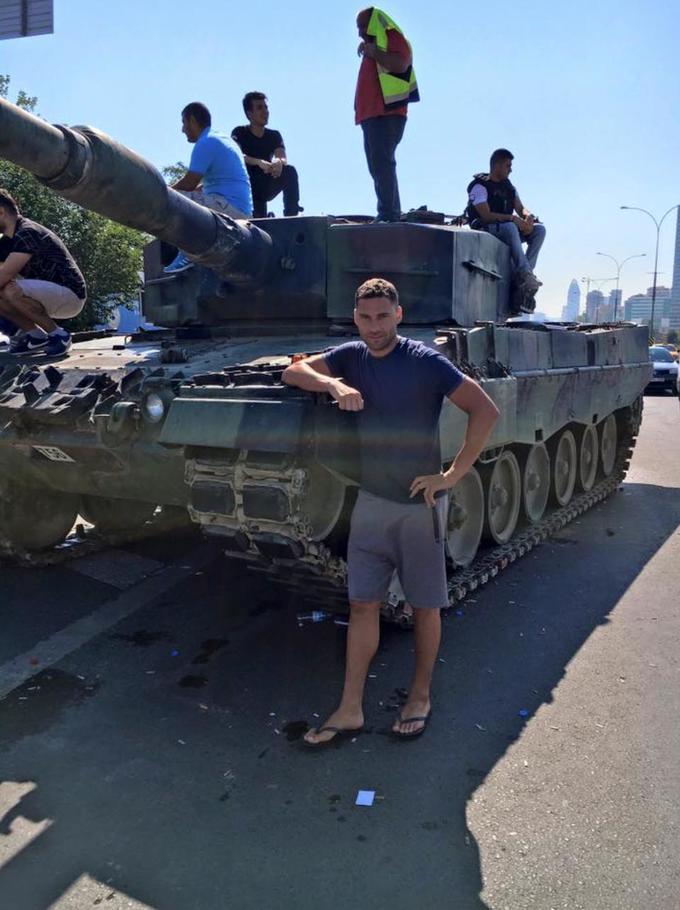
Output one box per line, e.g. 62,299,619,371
165,101,253,273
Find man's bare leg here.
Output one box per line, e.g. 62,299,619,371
2,282,57,333
0,293,39,332
304,600,381,745
392,607,441,735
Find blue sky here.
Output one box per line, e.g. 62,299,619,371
2,0,679,316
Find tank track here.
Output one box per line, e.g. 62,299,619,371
220,405,640,624
0,408,639,621
0,507,192,568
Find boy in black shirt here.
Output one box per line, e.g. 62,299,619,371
231,92,302,218
0,189,86,356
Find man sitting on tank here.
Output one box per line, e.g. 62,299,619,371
282,278,499,745
231,92,303,219
466,149,546,295
164,102,253,273
0,188,86,356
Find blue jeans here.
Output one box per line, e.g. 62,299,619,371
361,115,406,221
488,221,546,272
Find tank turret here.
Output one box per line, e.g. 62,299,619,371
0,96,513,330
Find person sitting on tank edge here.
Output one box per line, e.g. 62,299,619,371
282,278,499,745
466,148,546,295
164,102,253,273
0,188,86,356
231,92,303,219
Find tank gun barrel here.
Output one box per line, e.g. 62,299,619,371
0,97,272,285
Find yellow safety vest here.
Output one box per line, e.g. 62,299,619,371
365,8,420,109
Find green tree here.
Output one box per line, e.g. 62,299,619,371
667,329,678,345
162,162,187,185
0,76,145,331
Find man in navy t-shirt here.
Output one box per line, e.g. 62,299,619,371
282,278,499,745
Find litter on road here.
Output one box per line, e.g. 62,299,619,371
355,790,375,807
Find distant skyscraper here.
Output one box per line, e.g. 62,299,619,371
623,286,672,330
562,279,580,321
609,289,622,320
669,208,680,329
586,289,604,322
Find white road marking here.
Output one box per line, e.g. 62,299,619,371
0,546,210,701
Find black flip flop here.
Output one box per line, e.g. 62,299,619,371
391,710,432,740
302,724,365,750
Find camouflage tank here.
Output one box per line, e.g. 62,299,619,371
0,97,651,614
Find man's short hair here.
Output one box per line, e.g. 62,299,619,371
355,277,399,306
181,102,211,128
490,148,514,169
0,188,19,216
242,92,267,116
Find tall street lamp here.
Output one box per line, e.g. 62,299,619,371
621,204,680,338
595,252,646,321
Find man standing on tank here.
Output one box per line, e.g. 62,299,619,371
282,278,499,744
165,102,253,273
466,149,546,294
355,8,419,223
0,188,86,356
231,93,302,219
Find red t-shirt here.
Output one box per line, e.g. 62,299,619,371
354,30,412,124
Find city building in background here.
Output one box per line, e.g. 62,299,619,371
586,289,605,322
561,278,580,320
669,208,680,329
608,289,622,320
624,286,672,331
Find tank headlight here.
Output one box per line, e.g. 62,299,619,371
142,392,166,423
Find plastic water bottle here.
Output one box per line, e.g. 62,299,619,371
297,610,330,623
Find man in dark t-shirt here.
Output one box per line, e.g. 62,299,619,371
231,92,302,218
0,188,86,356
282,278,499,745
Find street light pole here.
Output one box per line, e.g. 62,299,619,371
621,204,680,338
595,252,646,321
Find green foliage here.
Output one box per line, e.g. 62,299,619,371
0,76,144,330
666,329,678,345
162,161,187,185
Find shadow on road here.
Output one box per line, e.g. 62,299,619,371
0,480,678,910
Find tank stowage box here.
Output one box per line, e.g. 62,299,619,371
0,97,651,615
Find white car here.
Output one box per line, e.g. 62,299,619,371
647,346,679,394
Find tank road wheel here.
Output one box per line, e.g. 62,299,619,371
599,414,618,478
520,443,550,523
79,495,157,534
446,466,484,566
482,451,521,545
578,425,599,492
0,484,78,551
552,430,577,506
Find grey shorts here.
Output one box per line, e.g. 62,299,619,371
15,279,85,318
347,490,449,610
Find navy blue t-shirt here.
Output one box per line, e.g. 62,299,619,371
323,337,464,503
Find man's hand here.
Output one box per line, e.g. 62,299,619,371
258,159,273,175
270,157,284,178
513,215,533,236
410,473,452,508
329,380,364,411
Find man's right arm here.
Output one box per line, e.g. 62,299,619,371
282,354,364,411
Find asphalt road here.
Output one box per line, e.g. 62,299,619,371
0,393,678,910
